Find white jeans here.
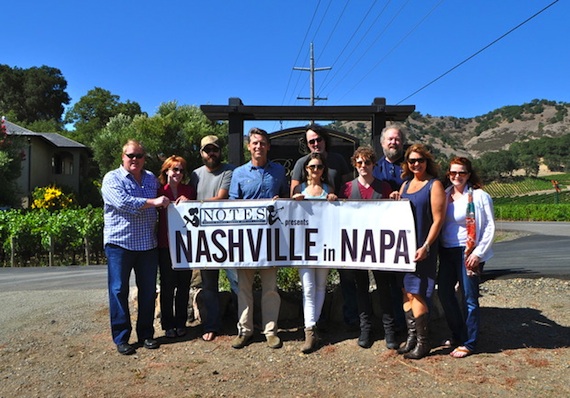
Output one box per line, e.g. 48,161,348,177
236,268,280,336
299,267,329,328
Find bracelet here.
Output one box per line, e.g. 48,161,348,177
422,242,430,254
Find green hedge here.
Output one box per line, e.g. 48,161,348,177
494,204,570,221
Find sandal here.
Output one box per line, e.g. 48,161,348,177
202,332,216,342
450,346,472,358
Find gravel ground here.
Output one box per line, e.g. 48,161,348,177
0,277,568,397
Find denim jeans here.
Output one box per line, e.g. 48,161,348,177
105,244,158,345
200,269,221,333
438,247,484,351
158,248,192,330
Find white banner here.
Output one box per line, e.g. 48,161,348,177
167,199,417,271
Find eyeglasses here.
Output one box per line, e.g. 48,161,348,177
307,164,324,171
203,145,220,153
355,160,372,166
307,137,323,145
449,171,468,177
407,158,426,165
170,167,184,173
125,153,144,159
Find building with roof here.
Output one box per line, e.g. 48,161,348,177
3,118,90,207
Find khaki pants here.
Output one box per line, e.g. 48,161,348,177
236,268,281,336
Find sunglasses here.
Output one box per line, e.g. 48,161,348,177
125,153,144,159
203,146,220,153
307,164,324,171
170,167,184,173
449,171,468,177
355,160,372,166
407,157,426,164
308,137,323,145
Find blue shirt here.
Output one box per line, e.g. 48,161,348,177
229,160,289,199
373,156,405,192
101,166,160,251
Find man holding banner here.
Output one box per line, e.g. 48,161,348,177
228,128,289,349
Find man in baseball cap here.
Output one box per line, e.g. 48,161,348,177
200,135,220,152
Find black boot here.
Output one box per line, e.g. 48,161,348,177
397,310,416,354
404,313,431,360
382,313,399,350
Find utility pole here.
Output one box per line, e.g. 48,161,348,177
293,43,331,106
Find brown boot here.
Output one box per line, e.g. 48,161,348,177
404,313,431,360
301,326,318,353
397,310,417,354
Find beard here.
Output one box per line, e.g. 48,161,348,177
383,147,402,162
204,156,221,169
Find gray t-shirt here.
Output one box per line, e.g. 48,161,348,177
291,151,350,194
190,163,236,200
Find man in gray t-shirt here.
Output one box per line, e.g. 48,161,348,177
189,135,237,342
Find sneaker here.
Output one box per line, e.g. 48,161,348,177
176,327,187,337
266,334,282,349
165,329,176,338
231,334,252,349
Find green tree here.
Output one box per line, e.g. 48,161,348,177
92,102,227,176
474,150,518,181
0,119,24,206
64,87,144,146
0,64,70,127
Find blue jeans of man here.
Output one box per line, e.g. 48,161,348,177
438,247,484,352
106,244,158,345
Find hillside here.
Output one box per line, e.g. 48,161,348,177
337,99,570,158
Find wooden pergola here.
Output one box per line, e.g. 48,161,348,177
201,97,415,165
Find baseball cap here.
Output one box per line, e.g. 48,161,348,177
200,135,220,151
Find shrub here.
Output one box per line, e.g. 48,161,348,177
31,184,76,210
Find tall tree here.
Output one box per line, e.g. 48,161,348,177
64,87,144,145
0,64,70,127
92,102,227,176
0,118,24,206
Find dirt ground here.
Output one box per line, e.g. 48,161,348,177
0,275,568,398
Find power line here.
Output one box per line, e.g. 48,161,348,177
397,0,560,105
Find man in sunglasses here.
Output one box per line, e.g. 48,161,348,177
373,124,408,192
290,124,351,197
101,139,171,355
190,135,238,342
290,124,358,332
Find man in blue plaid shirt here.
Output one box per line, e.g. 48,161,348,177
101,139,170,355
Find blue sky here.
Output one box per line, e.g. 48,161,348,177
3,1,568,132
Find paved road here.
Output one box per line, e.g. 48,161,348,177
1,222,569,291
487,221,570,280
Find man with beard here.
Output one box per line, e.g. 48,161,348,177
373,124,407,192
372,124,408,337
190,135,237,342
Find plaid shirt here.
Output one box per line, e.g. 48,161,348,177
101,166,160,251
